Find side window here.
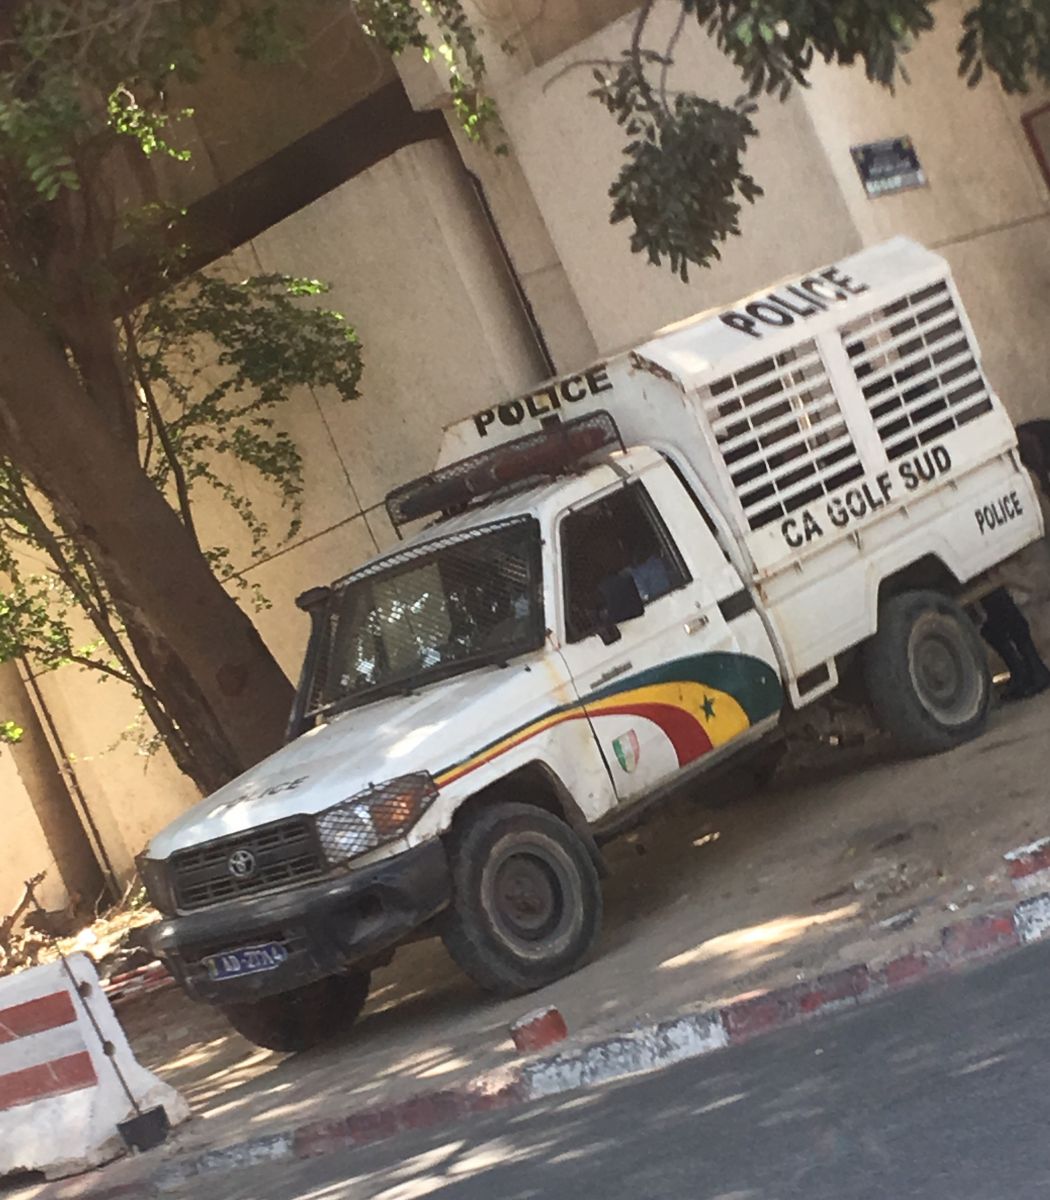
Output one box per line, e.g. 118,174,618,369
561,483,690,644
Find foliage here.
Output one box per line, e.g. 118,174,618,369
134,273,361,562
0,270,361,763
0,0,486,781
587,0,1050,277
355,0,500,142
591,46,761,279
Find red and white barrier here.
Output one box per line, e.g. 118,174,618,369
102,961,176,1008
0,953,189,1180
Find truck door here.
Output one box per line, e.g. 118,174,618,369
554,468,782,803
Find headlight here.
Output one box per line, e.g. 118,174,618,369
135,854,176,916
316,773,438,864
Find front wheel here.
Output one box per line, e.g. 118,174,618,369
441,802,602,997
221,970,371,1053
862,589,990,756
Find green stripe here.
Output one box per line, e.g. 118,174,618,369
437,652,783,781
589,653,783,724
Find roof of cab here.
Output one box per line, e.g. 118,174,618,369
332,446,663,588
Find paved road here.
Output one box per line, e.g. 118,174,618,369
184,940,1050,1199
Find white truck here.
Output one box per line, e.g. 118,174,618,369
141,238,1041,1051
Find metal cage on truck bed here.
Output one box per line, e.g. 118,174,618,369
437,237,1018,581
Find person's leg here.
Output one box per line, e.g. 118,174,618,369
981,589,1031,700
982,587,1050,700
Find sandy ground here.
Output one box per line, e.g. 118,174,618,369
104,688,1050,1163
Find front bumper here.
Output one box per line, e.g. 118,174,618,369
148,839,450,1004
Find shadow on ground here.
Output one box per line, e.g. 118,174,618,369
114,695,1050,1159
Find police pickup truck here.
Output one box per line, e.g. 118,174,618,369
140,238,1042,1051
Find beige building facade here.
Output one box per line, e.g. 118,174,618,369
6,0,1050,916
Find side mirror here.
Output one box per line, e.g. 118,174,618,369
599,571,645,627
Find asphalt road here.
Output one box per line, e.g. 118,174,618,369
185,939,1050,1200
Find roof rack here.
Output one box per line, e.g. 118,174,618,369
385,411,623,530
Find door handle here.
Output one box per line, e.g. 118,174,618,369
591,662,632,689
684,613,710,635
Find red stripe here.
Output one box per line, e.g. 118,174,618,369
595,702,713,766
439,694,717,789
0,992,76,1043
0,1051,96,1111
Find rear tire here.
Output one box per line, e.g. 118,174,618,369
862,589,990,756
441,802,602,997
221,970,371,1053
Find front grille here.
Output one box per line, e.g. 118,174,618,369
172,818,325,912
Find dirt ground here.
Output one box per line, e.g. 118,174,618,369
108,687,1050,1164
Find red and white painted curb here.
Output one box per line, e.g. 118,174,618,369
31,836,1050,1199
34,888,1050,1198
0,987,97,1116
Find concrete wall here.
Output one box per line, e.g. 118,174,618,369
491,4,861,354
465,0,1050,423
116,5,397,212
1,749,65,918
798,0,1050,423
0,662,97,918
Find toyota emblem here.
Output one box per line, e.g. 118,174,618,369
227,849,257,880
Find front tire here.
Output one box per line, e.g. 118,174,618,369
862,589,990,756
441,802,602,997
221,970,371,1053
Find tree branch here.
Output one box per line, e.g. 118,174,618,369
660,5,688,108
120,311,201,551
630,0,659,114
61,651,141,689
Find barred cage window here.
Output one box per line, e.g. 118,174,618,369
697,341,864,532
303,518,544,719
842,280,993,461
561,483,690,644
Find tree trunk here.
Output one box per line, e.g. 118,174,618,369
117,605,247,793
0,285,295,778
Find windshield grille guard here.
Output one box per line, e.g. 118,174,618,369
298,517,544,726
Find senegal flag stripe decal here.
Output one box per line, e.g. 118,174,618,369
434,653,782,788
591,702,712,766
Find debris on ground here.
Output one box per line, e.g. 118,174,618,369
0,872,159,981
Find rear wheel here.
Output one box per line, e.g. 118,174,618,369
441,802,602,997
862,589,990,756
221,970,371,1053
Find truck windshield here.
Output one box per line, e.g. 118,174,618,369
304,517,544,718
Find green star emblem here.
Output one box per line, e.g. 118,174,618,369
701,695,716,720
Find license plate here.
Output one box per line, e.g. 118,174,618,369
203,942,289,981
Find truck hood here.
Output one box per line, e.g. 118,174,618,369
147,657,564,859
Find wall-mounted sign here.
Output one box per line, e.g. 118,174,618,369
850,137,927,198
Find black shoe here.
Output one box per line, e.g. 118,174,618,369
1025,661,1050,697
1016,641,1050,699
1001,673,1034,702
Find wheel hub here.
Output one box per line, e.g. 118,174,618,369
908,612,983,726
491,852,563,942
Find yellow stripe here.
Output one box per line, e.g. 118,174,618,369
435,681,751,788
435,706,584,787
585,682,749,747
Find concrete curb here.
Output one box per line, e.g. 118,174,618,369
35,881,1050,1199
